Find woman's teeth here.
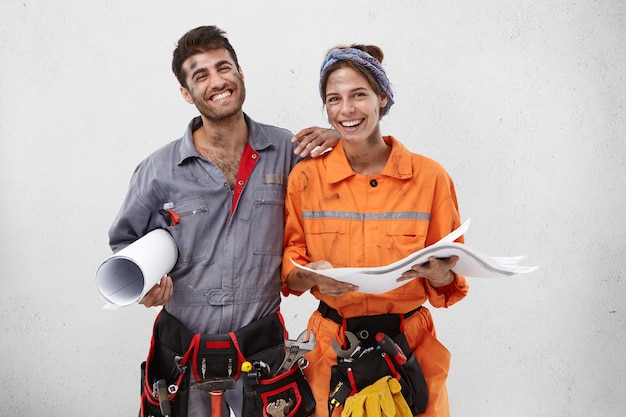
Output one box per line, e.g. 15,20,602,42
341,119,361,127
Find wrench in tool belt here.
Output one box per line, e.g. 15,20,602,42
331,331,361,360
266,398,294,417
276,329,316,374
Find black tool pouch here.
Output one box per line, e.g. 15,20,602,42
243,364,316,417
234,311,286,371
235,312,295,416
140,310,195,417
191,333,239,382
238,317,315,416
329,333,428,416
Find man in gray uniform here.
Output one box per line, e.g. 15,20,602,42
108,25,337,417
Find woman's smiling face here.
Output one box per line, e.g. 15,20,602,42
324,66,388,145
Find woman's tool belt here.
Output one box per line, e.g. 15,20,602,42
319,303,428,416
139,309,287,417
317,301,422,347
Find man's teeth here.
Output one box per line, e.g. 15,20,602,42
212,91,231,101
341,120,361,127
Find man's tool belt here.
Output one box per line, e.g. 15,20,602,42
319,302,428,416
242,363,316,417
140,309,286,417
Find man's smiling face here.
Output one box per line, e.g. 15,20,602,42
180,48,246,122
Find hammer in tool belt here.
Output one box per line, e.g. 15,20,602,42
191,358,236,416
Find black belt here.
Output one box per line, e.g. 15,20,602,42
317,301,422,346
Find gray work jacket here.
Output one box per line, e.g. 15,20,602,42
109,114,300,334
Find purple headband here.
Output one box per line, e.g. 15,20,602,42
319,47,395,116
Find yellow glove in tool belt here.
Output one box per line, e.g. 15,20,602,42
341,376,413,417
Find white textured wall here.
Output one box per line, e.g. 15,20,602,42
1,1,625,416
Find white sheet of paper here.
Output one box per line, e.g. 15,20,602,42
291,219,538,294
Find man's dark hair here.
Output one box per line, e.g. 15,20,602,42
172,26,240,89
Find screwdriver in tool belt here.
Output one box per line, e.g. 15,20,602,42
375,332,407,365
156,379,172,417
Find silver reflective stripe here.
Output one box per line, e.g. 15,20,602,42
302,211,430,221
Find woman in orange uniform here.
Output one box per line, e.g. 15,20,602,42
282,44,469,417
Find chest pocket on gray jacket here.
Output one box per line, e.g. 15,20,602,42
165,197,210,264
252,186,285,256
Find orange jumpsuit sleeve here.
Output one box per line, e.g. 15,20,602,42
421,163,469,307
282,164,310,296
424,273,469,307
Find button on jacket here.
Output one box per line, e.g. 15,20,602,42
109,114,299,335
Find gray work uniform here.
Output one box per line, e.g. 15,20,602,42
108,114,300,416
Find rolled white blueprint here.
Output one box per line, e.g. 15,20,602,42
95,229,178,307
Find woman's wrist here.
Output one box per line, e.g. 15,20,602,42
429,270,455,288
